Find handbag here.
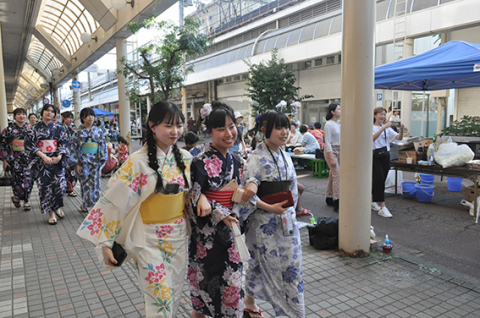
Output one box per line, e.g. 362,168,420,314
0,167,12,187
111,241,127,266
373,129,389,158
315,148,324,159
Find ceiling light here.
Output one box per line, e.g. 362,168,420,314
81,32,98,44
111,0,134,10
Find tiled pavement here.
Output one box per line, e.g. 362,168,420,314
1,178,480,318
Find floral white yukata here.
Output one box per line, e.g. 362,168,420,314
77,145,192,318
235,142,305,317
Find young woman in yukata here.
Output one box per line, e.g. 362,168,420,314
236,110,305,318
188,102,258,318
71,108,108,212
0,108,34,211
77,101,193,317
25,104,69,225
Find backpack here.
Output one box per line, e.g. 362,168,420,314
307,217,339,250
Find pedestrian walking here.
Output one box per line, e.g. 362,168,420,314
71,108,107,213
235,110,304,318
372,107,404,217
0,108,35,211
188,102,256,318
77,100,192,317
25,104,69,225
324,103,341,212
61,111,78,198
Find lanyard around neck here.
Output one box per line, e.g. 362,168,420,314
266,145,288,182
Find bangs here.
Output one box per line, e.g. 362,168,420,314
263,110,290,138
162,111,184,125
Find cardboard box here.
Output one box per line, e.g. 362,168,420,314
398,150,417,164
464,186,480,209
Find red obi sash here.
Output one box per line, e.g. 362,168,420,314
204,190,234,209
38,140,57,153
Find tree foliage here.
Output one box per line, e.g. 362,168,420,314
244,49,312,117
120,16,211,104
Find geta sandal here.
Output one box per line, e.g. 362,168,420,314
67,192,77,197
24,203,31,211
296,208,311,216
48,215,57,225
54,209,65,219
81,207,88,213
243,308,265,318
11,196,21,208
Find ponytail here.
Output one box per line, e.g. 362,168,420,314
172,144,189,190
146,128,164,193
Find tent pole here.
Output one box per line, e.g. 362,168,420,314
421,91,425,137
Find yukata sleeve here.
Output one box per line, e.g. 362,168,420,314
234,153,262,224
25,127,39,157
0,128,12,162
98,129,108,167
76,158,146,247
190,157,232,226
56,125,69,156
70,131,83,166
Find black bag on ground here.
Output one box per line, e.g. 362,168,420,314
315,148,324,159
307,217,339,250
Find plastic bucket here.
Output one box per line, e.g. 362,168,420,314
446,177,463,192
419,173,434,186
402,182,417,199
415,184,435,203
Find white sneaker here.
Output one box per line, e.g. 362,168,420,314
371,202,381,211
378,206,393,218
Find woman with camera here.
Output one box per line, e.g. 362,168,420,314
372,107,404,218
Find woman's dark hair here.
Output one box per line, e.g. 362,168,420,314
260,110,290,139
61,111,73,120
204,101,236,133
326,103,340,121
314,122,321,129
13,108,27,117
28,113,37,119
185,131,199,145
80,108,95,124
146,100,188,193
40,104,56,118
117,136,129,145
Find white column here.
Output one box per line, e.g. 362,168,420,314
72,73,82,127
401,38,414,136
116,38,131,151
146,96,151,116
339,0,376,255
0,22,8,131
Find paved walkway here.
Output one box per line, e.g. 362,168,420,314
1,175,480,318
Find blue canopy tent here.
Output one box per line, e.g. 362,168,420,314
92,108,114,117
375,40,480,135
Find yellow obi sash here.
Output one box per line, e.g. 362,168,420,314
12,139,25,152
140,192,184,224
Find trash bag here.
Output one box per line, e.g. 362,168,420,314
385,170,403,193
435,142,474,168
307,217,338,250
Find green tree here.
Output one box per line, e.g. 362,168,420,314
120,16,211,104
244,48,312,116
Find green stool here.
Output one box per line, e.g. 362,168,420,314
312,159,330,178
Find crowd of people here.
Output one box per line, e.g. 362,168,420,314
0,105,131,224
1,100,402,317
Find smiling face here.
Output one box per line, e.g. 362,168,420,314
42,106,55,123
267,125,289,149
15,112,27,126
209,115,237,154
150,119,184,153
374,109,386,124
63,116,73,126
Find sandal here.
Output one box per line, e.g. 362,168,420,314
81,207,88,213
48,215,57,225
54,209,65,219
243,308,265,318
24,203,31,211
296,208,311,216
67,192,77,197
11,196,21,208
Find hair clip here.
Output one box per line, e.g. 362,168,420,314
200,103,212,119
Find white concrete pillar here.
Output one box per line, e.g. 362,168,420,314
72,73,82,127
338,0,376,255
0,22,8,131
401,38,414,136
116,38,131,150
